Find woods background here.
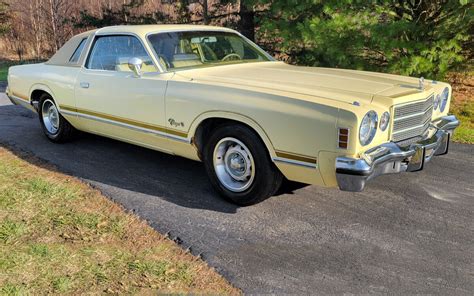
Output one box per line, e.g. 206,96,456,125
0,0,472,142
0,0,472,80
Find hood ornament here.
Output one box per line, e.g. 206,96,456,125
419,77,425,91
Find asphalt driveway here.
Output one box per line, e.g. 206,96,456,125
1,91,473,294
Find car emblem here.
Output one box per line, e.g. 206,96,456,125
419,77,425,91
168,118,184,128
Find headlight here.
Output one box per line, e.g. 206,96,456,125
359,111,378,146
379,112,390,131
439,87,449,112
434,94,440,110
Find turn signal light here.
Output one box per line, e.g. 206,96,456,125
338,128,349,149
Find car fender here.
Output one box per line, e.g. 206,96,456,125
29,83,56,102
188,111,277,159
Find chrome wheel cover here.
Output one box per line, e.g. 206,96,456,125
41,99,59,135
213,137,255,192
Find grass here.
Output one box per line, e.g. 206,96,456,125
450,100,474,144
0,60,22,82
0,59,44,82
0,61,11,82
448,72,474,144
0,147,239,295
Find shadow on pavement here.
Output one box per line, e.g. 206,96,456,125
0,103,307,214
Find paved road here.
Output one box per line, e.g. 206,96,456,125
1,92,473,294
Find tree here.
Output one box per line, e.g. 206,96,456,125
8,12,27,61
29,0,46,59
191,0,258,41
0,1,9,35
238,0,255,41
75,0,165,28
45,0,74,51
254,0,473,79
174,0,191,23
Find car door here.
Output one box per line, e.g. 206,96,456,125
74,34,174,153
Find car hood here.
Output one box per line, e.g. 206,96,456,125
176,61,431,107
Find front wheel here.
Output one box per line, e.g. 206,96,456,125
203,124,283,206
38,94,76,143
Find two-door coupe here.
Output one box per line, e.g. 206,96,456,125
6,25,459,205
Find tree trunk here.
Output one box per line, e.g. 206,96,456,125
30,0,43,59
239,1,255,41
48,0,59,51
202,0,208,25
17,48,22,61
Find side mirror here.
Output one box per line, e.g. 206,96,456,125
128,57,143,77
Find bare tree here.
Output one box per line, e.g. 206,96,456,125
8,11,27,60
29,0,45,59
45,0,72,51
0,0,256,59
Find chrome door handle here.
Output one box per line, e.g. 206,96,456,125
80,82,90,89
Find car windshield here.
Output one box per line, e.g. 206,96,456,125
147,31,271,71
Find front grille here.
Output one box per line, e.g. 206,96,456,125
392,95,433,142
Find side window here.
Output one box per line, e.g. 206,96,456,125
87,35,157,73
69,38,87,63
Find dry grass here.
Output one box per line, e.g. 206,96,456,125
448,72,474,144
0,147,240,295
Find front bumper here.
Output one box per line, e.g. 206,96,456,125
335,115,460,192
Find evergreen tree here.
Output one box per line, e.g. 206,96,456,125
253,0,473,79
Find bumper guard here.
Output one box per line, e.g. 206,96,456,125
335,115,460,192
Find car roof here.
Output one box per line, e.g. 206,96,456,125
95,24,237,36
46,25,238,67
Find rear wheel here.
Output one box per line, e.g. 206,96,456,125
203,124,283,205
38,94,75,143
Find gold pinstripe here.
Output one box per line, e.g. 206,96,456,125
59,104,188,138
59,105,317,164
275,150,317,164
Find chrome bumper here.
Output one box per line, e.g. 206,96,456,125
335,115,460,192
5,86,17,105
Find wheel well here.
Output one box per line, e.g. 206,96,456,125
30,89,51,112
193,118,271,160
31,89,49,103
31,89,51,103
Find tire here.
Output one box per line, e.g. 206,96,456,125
203,124,283,206
38,93,76,143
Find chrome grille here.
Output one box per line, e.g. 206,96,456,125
392,95,433,142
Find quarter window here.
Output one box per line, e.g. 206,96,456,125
87,35,157,73
69,38,87,63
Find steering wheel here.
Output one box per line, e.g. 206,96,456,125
221,53,242,62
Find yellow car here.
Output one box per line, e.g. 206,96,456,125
6,25,459,205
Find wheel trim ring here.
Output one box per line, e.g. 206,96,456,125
41,99,59,135
213,137,256,193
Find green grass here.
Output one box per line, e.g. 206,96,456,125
0,148,238,295
0,61,22,82
0,62,10,82
451,100,474,144
448,71,474,144
0,60,45,82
